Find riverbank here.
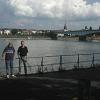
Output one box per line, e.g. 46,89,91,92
0,34,100,41
1,36,100,42
58,37,79,41
0,37,51,40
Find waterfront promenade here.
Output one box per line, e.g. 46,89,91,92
0,66,100,100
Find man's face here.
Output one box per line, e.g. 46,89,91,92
9,43,13,47
21,41,24,46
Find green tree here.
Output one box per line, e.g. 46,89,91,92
11,29,18,35
47,31,57,40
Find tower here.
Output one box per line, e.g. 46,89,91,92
64,23,67,31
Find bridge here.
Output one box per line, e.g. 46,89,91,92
64,29,100,36
64,30,100,41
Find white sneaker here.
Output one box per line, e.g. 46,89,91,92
7,75,9,78
11,75,16,78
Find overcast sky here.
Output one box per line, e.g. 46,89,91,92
0,0,100,30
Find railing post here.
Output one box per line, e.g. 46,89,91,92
41,57,44,73
77,54,80,69
59,55,62,71
91,53,94,67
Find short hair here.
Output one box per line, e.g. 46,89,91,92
8,42,13,47
21,40,24,43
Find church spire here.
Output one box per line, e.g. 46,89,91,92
64,23,67,31
64,24,67,29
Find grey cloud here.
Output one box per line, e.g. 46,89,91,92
0,0,100,30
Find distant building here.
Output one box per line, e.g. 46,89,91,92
57,33,64,37
85,26,88,30
4,29,11,35
64,24,67,32
31,30,37,34
0,30,3,35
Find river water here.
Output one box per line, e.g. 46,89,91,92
0,39,100,74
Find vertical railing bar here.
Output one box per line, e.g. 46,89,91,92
77,54,80,69
91,53,94,67
41,57,44,73
59,55,62,71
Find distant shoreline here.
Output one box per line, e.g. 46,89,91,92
0,37,51,40
0,36,100,41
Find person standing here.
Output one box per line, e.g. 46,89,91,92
2,42,15,78
17,41,28,76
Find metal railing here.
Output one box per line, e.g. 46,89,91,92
0,53,100,75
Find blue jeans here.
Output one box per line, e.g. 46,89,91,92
5,60,13,75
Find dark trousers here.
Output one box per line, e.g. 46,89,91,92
19,56,27,76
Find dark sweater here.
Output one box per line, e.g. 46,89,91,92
18,46,28,56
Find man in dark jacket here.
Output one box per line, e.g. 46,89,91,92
17,41,28,76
